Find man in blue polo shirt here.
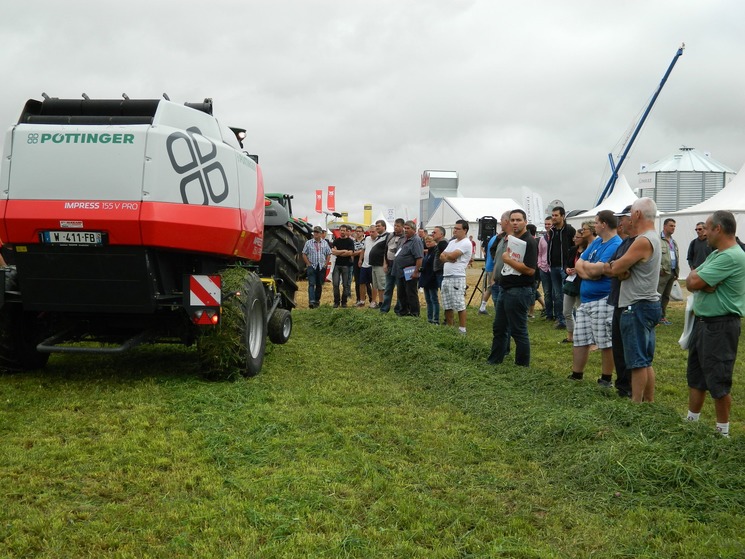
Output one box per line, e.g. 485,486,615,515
568,210,621,383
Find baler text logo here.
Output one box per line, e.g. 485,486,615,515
166,127,229,205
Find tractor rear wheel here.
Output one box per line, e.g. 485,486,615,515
262,224,299,309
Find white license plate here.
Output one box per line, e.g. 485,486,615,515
42,231,103,245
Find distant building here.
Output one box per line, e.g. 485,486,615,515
420,170,458,226
637,147,736,212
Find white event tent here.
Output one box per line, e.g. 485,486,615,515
424,197,523,258
665,162,745,278
567,175,639,229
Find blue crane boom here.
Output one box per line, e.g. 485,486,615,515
595,44,685,206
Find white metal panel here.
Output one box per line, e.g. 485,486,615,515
6,124,148,201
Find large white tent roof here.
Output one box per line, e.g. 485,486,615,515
663,161,744,278
431,197,523,223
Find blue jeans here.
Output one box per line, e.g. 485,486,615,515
620,300,661,369
332,264,351,305
550,267,566,324
306,266,326,305
539,269,553,319
424,286,440,323
488,286,532,366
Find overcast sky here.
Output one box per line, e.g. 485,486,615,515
2,0,744,225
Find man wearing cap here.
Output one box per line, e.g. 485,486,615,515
604,204,635,397
302,226,332,308
603,197,662,403
684,210,745,437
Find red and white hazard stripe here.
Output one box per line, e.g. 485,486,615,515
189,275,222,307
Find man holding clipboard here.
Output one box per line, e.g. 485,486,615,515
487,209,538,367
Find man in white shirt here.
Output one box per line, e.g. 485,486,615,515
439,219,473,334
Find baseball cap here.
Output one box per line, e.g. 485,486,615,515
614,204,632,217
312,226,324,233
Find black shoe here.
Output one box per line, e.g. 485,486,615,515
567,373,583,381
554,322,566,330
333,303,340,308
617,389,632,399
559,338,572,344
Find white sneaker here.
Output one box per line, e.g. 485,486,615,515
369,301,378,309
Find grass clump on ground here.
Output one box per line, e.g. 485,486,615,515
1,304,744,557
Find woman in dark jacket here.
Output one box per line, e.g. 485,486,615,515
561,222,595,343
418,235,440,324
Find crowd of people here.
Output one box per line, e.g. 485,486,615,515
302,200,745,436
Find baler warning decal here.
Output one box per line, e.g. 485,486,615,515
189,275,222,307
166,127,229,206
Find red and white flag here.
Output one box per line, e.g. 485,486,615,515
327,186,336,212
315,189,323,213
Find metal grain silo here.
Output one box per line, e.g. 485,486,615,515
637,147,736,212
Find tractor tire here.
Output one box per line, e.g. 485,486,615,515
0,304,50,372
267,308,292,345
242,271,267,377
262,224,299,309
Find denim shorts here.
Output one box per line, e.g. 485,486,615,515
619,300,661,369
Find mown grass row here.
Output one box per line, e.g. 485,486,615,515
1,305,744,557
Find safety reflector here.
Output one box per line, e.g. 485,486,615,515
189,275,222,307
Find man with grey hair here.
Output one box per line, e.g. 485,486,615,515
684,210,745,437
603,197,661,403
391,220,424,317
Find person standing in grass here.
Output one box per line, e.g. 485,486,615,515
487,209,538,366
391,220,424,317
440,219,473,333
302,226,332,308
605,205,636,398
419,235,441,324
687,221,712,271
567,210,621,384
657,218,679,325
331,224,355,308
380,218,405,314
603,197,661,403
560,223,595,345
684,210,745,438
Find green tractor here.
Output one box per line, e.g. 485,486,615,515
263,193,314,282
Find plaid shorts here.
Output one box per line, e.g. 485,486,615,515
574,297,613,349
441,276,466,312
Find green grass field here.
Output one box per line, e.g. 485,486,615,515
2,303,744,558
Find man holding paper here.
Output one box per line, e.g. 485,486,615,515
487,209,538,367
391,220,424,317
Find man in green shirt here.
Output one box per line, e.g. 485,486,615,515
684,210,745,437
